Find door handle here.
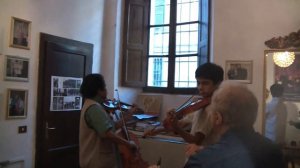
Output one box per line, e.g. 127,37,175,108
45,122,56,139
46,122,56,130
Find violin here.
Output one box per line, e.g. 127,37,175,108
102,99,145,116
163,97,211,130
103,99,132,111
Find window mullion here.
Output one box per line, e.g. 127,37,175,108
168,0,177,90
197,0,202,66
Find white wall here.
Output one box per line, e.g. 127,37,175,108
0,0,104,167
212,0,300,131
100,0,142,102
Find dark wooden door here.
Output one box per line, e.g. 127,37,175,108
36,33,92,168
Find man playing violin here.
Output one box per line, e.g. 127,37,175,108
79,73,138,168
144,62,224,157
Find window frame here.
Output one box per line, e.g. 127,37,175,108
143,0,211,94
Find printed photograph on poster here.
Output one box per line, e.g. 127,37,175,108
50,76,83,111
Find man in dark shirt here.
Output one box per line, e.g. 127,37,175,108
184,81,284,168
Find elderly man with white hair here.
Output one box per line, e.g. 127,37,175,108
184,81,284,168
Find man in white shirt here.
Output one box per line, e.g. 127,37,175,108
264,83,287,145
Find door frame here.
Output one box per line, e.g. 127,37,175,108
35,33,92,167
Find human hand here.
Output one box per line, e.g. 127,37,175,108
168,111,180,130
128,140,138,151
128,105,138,115
122,106,139,122
161,109,177,131
166,109,176,118
142,126,158,138
143,129,154,138
185,144,204,157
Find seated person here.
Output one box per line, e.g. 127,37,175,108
184,81,284,168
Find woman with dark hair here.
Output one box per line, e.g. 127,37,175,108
79,73,137,168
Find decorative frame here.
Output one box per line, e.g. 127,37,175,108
225,60,253,84
273,50,300,101
9,17,31,49
4,55,29,82
265,29,300,49
7,88,28,119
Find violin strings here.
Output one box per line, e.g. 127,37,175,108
175,95,195,113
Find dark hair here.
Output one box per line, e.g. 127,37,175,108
80,74,106,98
195,62,224,84
270,83,284,97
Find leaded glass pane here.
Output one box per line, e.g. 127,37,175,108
177,0,199,23
150,0,170,25
149,26,169,55
148,57,168,87
176,24,198,55
175,56,197,88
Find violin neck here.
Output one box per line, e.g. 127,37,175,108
175,95,196,113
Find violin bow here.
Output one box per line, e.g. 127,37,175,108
115,89,130,141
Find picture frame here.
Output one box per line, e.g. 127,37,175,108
225,60,253,84
4,55,29,82
9,17,31,49
7,89,28,119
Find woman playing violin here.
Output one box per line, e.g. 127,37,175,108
79,73,138,168
144,63,224,157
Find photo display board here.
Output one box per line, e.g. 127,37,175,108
50,76,82,111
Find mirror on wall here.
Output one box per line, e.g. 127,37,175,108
263,49,300,147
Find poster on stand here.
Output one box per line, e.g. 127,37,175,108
50,76,82,111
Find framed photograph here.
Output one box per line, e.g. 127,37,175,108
4,55,29,82
225,60,253,83
7,89,28,119
9,17,31,49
